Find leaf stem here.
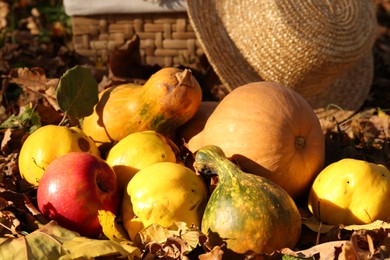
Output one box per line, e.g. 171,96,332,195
0,222,22,238
58,112,68,126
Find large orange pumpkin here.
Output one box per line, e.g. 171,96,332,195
188,82,325,199
176,101,219,143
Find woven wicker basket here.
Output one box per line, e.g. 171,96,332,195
71,12,205,71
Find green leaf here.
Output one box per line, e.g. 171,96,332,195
282,255,316,260
56,65,98,118
0,105,41,133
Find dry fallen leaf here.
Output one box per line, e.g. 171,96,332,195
0,220,142,260
61,236,141,260
97,209,130,242
0,210,20,237
0,188,48,234
0,129,13,154
302,216,336,234
198,245,224,260
281,240,352,259
343,220,390,231
350,109,389,146
0,1,9,30
137,222,207,259
9,67,60,111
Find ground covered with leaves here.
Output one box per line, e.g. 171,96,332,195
0,1,389,259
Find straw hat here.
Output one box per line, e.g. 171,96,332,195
186,0,377,122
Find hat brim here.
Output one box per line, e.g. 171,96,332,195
187,1,262,90
315,51,373,126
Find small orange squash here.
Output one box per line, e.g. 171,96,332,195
188,82,325,199
82,68,202,146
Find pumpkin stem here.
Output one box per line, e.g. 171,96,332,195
295,136,306,150
194,145,240,181
175,69,193,88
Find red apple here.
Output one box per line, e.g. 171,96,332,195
37,152,120,238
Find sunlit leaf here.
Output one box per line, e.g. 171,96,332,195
173,222,206,251
24,231,64,258
0,221,142,259
343,220,390,231
0,237,28,259
61,236,141,260
97,210,130,241
137,223,171,246
139,222,207,259
0,221,74,259
281,240,350,259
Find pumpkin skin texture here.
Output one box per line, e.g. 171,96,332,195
194,145,301,256
82,67,202,146
18,125,100,186
177,101,219,143
123,162,208,241
188,82,325,199
308,158,390,225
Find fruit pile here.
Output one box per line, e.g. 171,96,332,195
14,66,390,258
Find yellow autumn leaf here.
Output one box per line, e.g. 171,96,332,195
97,209,142,257
377,109,389,118
97,210,130,241
0,221,76,259
60,237,141,260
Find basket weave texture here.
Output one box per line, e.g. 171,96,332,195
71,12,205,69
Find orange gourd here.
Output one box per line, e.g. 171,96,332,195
82,68,202,147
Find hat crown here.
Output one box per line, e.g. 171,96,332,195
220,0,376,82
187,0,377,115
